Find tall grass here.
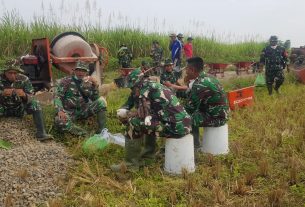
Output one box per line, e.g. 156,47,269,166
0,11,266,68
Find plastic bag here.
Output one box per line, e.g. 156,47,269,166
100,128,125,147
254,73,266,87
82,134,109,154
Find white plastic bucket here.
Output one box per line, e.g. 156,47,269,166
201,124,229,155
164,134,195,175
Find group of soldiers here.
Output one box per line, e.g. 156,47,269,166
0,60,107,142
0,34,287,172
117,33,193,79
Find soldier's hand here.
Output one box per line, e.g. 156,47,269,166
58,111,67,122
2,88,14,96
15,89,26,97
88,76,98,86
163,81,172,88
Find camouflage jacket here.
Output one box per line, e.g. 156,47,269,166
0,73,33,107
160,71,177,85
125,79,190,125
117,47,133,67
150,46,163,63
54,75,99,112
185,72,229,127
260,45,288,71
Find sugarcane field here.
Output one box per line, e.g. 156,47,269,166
0,0,305,206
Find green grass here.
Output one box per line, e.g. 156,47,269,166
0,11,266,70
39,71,305,207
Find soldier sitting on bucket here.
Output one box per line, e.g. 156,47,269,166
184,57,229,150
111,68,191,172
54,61,107,136
0,60,52,141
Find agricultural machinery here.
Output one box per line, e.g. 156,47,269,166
289,46,305,84
20,32,108,92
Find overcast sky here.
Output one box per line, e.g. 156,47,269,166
1,0,304,47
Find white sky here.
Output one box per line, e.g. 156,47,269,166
1,0,304,47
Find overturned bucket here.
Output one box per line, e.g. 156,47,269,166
201,124,229,155
164,134,195,175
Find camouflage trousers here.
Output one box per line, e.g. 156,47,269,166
265,70,284,86
127,115,191,139
0,99,41,117
54,97,107,132
192,111,227,127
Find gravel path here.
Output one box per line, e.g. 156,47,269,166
0,118,74,207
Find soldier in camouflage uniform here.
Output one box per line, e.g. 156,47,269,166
160,58,188,96
260,36,289,95
150,41,163,75
111,68,191,171
54,61,107,136
0,60,52,141
117,44,133,68
185,57,229,149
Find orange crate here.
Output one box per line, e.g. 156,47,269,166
227,86,255,110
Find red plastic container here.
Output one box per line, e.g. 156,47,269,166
227,86,255,110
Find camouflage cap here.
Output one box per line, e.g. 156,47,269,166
163,58,173,66
269,35,278,42
0,59,24,73
127,68,144,88
75,61,89,72
187,36,193,41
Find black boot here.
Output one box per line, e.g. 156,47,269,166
140,134,157,159
33,110,53,141
274,83,281,94
96,110,107,134
192,125,201,150
267,84,273,95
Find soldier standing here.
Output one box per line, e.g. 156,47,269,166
111,68,191,171
0,60,52,141
117,44,133,68
185,57,229,149
150,40,163,67
54,61,107,136
260,35,289,95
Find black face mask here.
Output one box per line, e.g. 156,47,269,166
270,41,278,46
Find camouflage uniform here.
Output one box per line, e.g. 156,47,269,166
260,36,288,94
0,62,52,141
0,73,40,117
54,75,107,133
117,46,133,68
160,71,177,85
111,69,191,172
150,45,163,67
185,71,229,127
124,78,191,139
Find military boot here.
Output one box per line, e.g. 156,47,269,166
192,125,201,150
140,134,157,159
68,124,87,136
32,110,53,141
267,84,273,95
111,138,142,172
96,110,107,134
274,83,281,94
